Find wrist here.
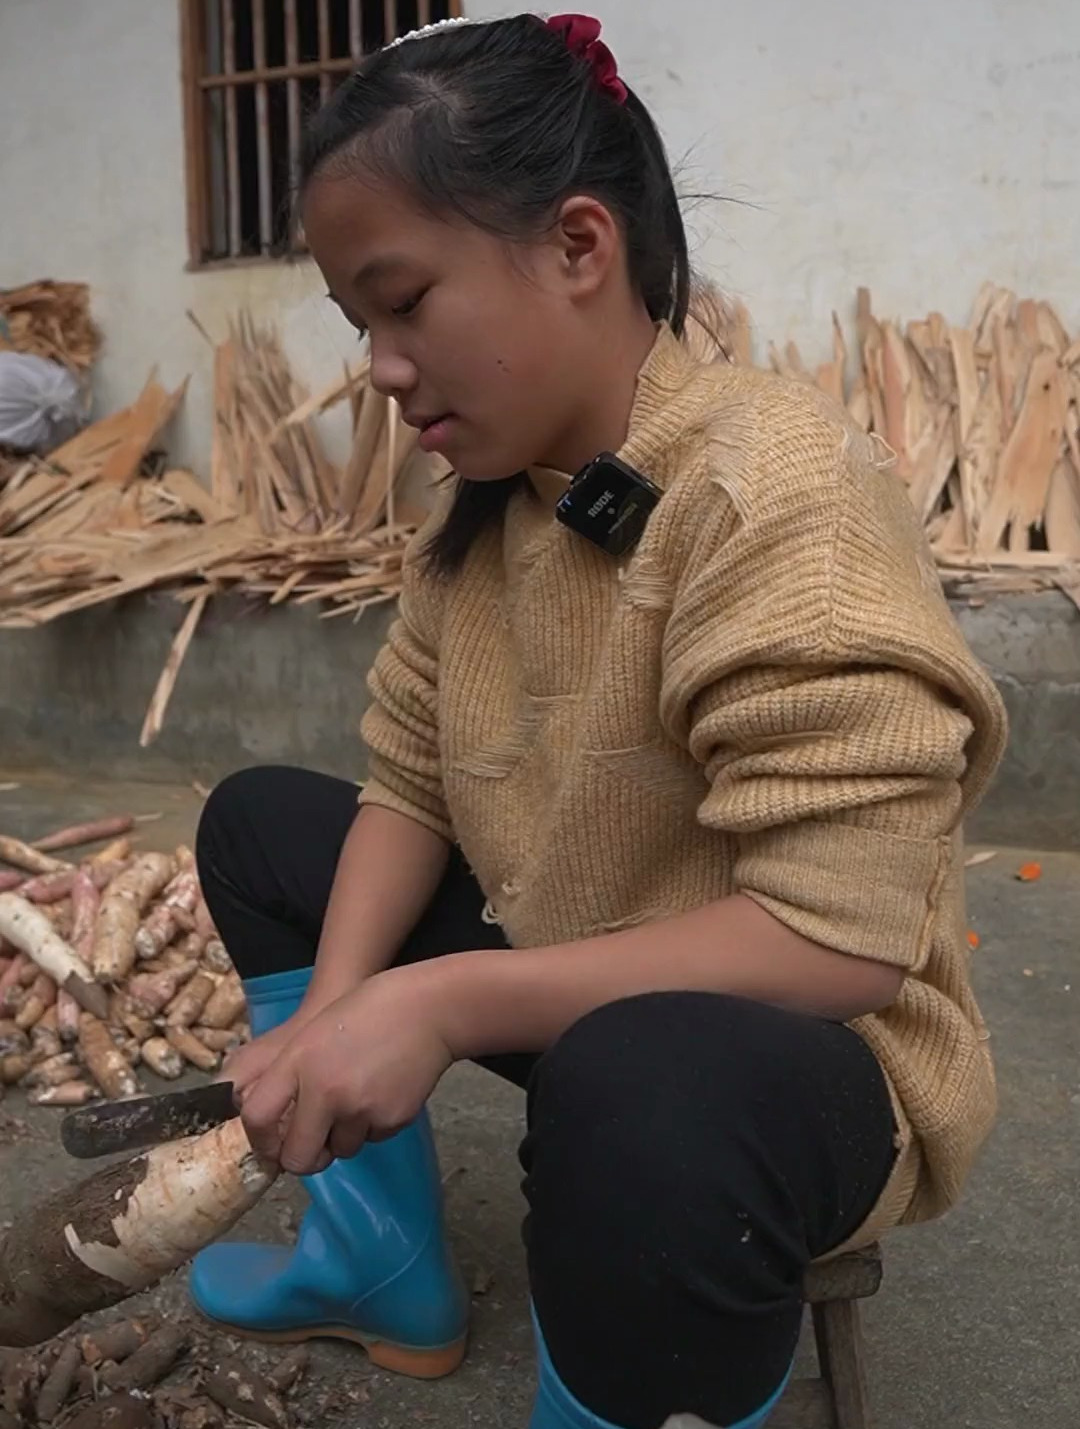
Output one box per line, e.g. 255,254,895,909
307,940,394,1006
401,950,522,1062
369,954,486,1061
302,968,363,1015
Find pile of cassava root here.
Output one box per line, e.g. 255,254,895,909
1,1319,309,1429
0,816,248,1107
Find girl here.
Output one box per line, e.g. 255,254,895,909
190,13,1007,1429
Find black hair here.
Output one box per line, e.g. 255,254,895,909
299,14,692,575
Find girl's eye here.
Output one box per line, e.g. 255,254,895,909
391,290,426,319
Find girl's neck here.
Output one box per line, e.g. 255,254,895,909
539,307,661,475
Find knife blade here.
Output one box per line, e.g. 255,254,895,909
60,1080,239,1159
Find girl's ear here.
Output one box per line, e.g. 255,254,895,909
550,195,620,300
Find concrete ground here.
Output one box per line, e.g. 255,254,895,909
0,771,1075,1428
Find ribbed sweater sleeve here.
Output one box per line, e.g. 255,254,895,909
359,536,452,842
660,402,1005,970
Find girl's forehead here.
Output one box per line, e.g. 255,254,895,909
302,172,511,288
304,172,426,243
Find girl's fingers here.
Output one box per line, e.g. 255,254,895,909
279,1078,335,1175
223,1039,273,1094
240,1066,300,1163
329,1114,370,1163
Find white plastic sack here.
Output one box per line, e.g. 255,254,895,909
0,350,87,453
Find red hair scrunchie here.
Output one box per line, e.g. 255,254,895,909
545,13,628,105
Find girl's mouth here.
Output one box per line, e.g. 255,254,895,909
417,414,456,453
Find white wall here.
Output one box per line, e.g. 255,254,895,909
2,0,1079,470
0,0,354,470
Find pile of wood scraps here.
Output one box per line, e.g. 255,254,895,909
0,280,101,375
0,814,248,1107
764,284,1080,607
0,311,431,742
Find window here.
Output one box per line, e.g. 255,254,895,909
180,0,462,266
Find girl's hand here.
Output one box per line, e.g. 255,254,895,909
236,967,454,1175
220,978,357,1100
221,1019,303,1100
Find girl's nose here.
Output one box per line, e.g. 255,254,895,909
368,341,417,402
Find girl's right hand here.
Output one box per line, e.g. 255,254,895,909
223,989,346,1101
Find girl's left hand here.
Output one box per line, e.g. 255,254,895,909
236,966,455,1175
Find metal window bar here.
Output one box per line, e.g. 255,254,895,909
284,0,301,199
349,0,362,58
221,0,241,257
317,0,331,103
250,0,273,252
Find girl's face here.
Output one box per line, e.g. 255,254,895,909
302,171,620,481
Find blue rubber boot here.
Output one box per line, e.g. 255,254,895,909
528,1309,792,1428
188,967,469,1378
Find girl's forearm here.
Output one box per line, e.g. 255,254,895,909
431,894,904,1058
306,803,449,1006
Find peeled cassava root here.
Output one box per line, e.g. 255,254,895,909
0,1118,278,1347
0,895,108,1020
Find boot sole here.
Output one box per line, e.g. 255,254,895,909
197,1313,467,1380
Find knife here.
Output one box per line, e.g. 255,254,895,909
60,1080,239,1159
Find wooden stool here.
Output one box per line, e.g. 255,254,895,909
770,1243,882,1429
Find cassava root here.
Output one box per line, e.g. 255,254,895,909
92,854,174,984
80,1318,151,1366
28,1081,95,1106
78,1014,139,1100
138,1037,183,1080
204,1357,290,1429
165,1026,220,1072
35,1338,81,1422
33,816,135,854
0,837,69,877
0,895,107,1020
164,971,217,1028
0,1118,277,1347
199,976,244,1030
0,823,245,1102
134,870,198,961
101,1324,189,1392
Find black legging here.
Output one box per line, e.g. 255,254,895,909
197,765,898,1428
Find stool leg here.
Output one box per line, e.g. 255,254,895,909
812,1299,873,1429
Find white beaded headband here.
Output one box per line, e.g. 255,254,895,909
383,17,485,50
381,13,629,104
